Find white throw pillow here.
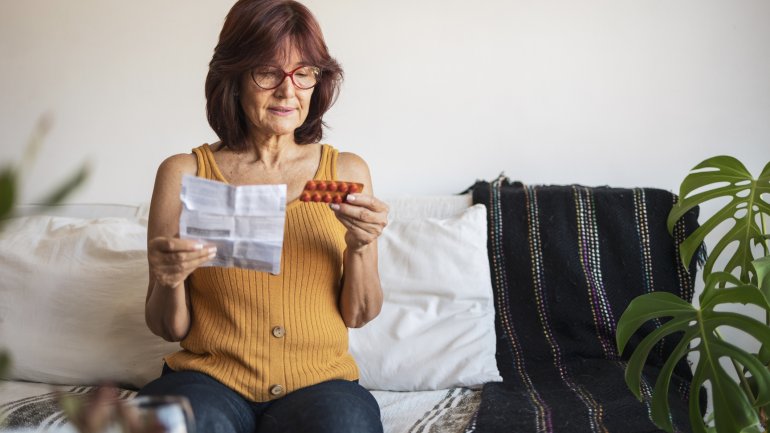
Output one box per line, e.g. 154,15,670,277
0,216,178,388
383,193,473,220
349,203,502,391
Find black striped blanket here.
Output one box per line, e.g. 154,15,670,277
0,385,136,430
469,178,702,433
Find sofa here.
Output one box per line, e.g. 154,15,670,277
0,177,701,433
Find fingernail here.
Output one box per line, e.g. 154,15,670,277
329,203,340,210
207,247,217,254
346,194,356,202
194,244,204,250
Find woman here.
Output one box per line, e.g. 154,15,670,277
138,1,387,432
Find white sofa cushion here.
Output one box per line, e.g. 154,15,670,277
0,216,178,388
0,194,500,392
383,194,472,220
349,202,502,391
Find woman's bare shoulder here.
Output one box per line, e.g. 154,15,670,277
337,151,372,188
157,153,197,178
148,152,197,238
337,151,369,175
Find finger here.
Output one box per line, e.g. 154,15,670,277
334,213,385,242
335,212,376,232
343,194,389,213
154,246,217,265
149,237,206,253
149,249,216,286
331,203,387,227
177,253,215,278
334,213,361,232
152,250,215,287
180,246,217,267
334,215,365,236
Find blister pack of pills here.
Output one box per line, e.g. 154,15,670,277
299,180,364,203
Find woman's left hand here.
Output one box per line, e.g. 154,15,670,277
330,194,389,251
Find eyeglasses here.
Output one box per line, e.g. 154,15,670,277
250,65,321,90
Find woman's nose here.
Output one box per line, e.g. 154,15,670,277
273,75,295,97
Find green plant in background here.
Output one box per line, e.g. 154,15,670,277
617,156,770,433
0,115,89,380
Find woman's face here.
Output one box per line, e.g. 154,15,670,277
240,45,315,141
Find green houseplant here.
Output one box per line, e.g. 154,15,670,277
617,156,770,433
0,115,89,380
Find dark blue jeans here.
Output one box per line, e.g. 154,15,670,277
137,365,383,433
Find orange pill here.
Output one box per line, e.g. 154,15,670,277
311,193,321,202
328,181,338,192
306,180,317,191
337,183,349,193
322,193,332,203
317,181,327,191
332,195,343,204
300,192,311,202
349,183,360,193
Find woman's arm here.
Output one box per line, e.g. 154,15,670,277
145,154,214,341
333,152,388,328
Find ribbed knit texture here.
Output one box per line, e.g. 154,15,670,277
165,143,359,402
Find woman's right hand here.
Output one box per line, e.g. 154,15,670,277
147,237,216,290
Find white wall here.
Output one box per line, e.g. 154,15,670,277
1,0,769,410
1,0,768,206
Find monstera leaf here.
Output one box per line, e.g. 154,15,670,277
667,156,770,283
617,271,770,433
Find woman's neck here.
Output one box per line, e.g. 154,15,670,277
242,131,300,169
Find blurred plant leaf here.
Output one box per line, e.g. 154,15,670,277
617,272,770,433
58,392,85,423
19,114,53,173
667,156,770,284
0,350,10,379
0,114,89,225
0,166,16,222
39,162,90,207
0,114,89,388
58,387,118,433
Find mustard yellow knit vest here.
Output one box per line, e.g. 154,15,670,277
164,143,359,402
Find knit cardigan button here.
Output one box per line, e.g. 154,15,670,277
270,384,285,396
272,326,285,338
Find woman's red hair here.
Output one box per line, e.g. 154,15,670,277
206,0,343,148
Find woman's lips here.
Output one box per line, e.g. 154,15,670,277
268,107,295,116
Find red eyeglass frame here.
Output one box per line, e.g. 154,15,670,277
251,65,321,90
